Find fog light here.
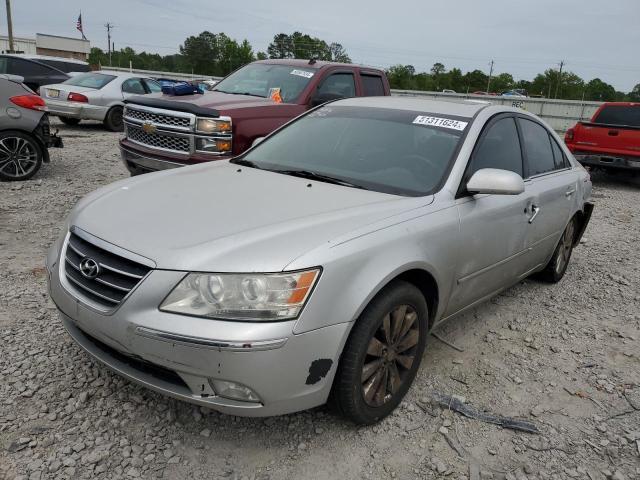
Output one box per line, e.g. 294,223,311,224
210,379,260,403
196,137,232,154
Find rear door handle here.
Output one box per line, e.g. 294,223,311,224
528,205,540,224
565,188,576,197
608,130,619,136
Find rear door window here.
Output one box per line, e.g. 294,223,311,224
593,105,640,127
519,118,556,177
361,74,385,96
122,78,147,94
0,57,6,73
9,58,52,76
549,135,568,170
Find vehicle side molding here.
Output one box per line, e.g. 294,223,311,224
466,168,525,196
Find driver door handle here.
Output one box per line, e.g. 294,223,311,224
528,205,540,224
565,188,576,197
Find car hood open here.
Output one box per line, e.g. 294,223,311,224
70,162,431,272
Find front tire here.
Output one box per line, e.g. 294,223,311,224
103,106,124,132
536,216,577,283
0,131,43,181
332,281,428,424
59,117,81,126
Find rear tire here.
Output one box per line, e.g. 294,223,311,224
59,117,81,126
0,131,43,181
536,216,577,283
331,281,428,424
103,106,124,132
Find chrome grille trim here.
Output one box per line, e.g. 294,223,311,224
126,124,191,154
63,231,153,310
124,105,194,131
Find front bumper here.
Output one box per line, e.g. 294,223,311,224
46,235,348,417
45,99,108,121
574,152,640,171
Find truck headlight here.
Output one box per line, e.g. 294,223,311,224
160,269,321,321
195,137,232,153
196,117,232,134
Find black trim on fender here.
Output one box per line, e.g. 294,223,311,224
574,202,595,246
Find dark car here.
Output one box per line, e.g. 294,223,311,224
0,74,63,181
0,54,89,92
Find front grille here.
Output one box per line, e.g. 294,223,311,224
126,124,190,153
124,107,191,130
64,232,151,308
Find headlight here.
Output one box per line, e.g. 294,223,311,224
195,137,232,154
159,269,321,321
196,117,232,134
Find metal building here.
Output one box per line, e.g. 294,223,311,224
0,33,90,60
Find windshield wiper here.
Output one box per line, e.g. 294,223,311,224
214,90,266,98
271,169,368,190
232,158,262,169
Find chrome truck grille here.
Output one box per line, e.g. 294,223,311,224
63,231,152,309
123,103,232,156
127,124,190,153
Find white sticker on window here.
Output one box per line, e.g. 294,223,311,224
290,69,314,78
412,115,468,131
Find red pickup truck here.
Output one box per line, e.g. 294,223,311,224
565,102,640,173
120,59,391,174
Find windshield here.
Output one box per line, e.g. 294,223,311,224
237,105,468,196
213,64,315,102
62,72,116,89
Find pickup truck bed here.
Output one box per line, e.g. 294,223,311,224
565,103,640,172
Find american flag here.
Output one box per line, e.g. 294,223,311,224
76,13,86,40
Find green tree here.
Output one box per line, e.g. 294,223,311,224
584,78,617,101
628,83,640,101
464,69,489,92
328,43,351,63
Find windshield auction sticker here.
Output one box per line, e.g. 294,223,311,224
290,69,314,78
412,115,468,131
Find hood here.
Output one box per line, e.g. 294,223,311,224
70,162,430,272
147,91,281,111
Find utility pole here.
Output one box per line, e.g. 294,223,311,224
486,60,494,94
105,23,114,66
554,60,564,99
5,0,15,52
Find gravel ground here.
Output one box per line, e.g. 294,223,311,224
1,119,639,480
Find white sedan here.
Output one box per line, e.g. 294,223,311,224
40,71,162,131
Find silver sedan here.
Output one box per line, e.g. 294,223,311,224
40,71,161,131
46,97,593,424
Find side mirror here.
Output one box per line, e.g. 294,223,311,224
467,168,524,195
252,137,265,147
309,92,343,107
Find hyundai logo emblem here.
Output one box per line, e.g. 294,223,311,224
79,257,100,279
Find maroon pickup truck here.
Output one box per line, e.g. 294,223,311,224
120,59,391,174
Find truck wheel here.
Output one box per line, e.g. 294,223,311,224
332,281,428,425
59,117,81,126
103,106,124,132
536,216,577,283
0,131,43,181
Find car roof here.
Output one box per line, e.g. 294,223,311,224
332,96,489,118
92,70,152,79
253,59,384,72
0,53,89,65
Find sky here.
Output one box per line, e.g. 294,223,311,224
4,0,639,92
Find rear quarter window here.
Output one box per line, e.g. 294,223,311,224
361,74,385,96
594,105,640,127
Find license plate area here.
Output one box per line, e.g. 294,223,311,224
47,89,60,98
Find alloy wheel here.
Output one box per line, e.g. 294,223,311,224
0,137,39,179
555,220,575,274
361,304,420,407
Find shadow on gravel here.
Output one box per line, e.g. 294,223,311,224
588,169,640,190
